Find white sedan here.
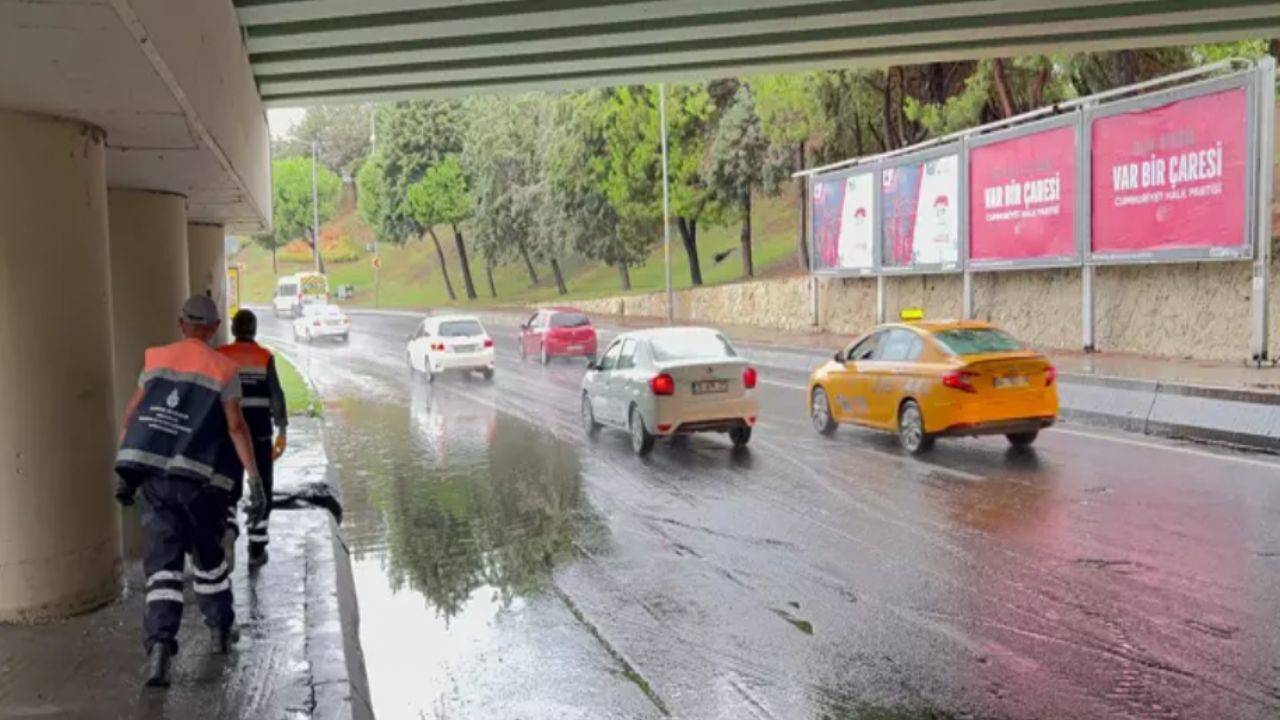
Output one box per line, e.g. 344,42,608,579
581,326,758,455
406,314,495,382
293,303,350,342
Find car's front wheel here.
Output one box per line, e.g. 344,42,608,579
581,394,600,437
729,426,752,447
897,400,934,454
811,387,837,436
629,405,654,456
1006,431,1039,448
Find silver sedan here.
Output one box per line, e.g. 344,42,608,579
580,326,759,455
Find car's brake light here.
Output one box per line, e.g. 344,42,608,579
742,366,758,389
430,342,445,351
941,370,978,393
313,320,322,327
1045,365,1057,387
649,373,675,396
483,338,494,348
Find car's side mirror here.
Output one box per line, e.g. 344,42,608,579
586,360,599,372
834,350,844,362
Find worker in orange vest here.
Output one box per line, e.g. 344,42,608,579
219,309,288,566
115,295,266,687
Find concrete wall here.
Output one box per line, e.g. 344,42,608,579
570,240,1280,362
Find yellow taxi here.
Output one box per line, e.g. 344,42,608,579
807,314,1058,454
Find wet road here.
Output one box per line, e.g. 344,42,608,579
259,311,1280,720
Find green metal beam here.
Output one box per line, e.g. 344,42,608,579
260,16,1280,105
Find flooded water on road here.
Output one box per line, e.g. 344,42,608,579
323,380,632,719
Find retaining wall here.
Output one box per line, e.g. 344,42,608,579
571,235,1280,362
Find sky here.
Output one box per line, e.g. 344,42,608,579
268,107,306,140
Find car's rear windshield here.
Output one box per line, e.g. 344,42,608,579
933,328,1024,355
650,330,737,362
438,320,484,337
279,284,297,296
550,312,590,328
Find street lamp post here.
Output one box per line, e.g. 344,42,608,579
659,83,673,324
311,140,321,273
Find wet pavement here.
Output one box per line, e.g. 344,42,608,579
261,311,1280,720
0,417,364,720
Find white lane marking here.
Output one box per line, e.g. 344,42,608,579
1048,426,1280,469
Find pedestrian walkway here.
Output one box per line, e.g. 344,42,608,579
0,418,369,720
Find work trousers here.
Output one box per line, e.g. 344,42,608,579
141,476,233,653
245,436,274,555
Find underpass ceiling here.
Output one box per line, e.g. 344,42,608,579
235,0,1280,106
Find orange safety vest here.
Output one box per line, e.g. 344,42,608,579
218,341,275,439
115,338,242,492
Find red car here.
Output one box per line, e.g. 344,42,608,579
519,308,597,365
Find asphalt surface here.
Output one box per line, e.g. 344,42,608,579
259,311,1280,720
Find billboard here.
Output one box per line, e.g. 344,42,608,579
969,123,1077,266
1090,86,1250,260
881,153,960,271
810,171,876,273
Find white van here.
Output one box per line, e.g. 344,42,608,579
273,273,328,317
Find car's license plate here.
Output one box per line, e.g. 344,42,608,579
692,379,728,395
994,375,1028,389
453,344,476,353
566,345,583,352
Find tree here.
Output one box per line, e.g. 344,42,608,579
464,95,565,292
406,157,477,301
372,100,466,243
545,91,635,291
269,156,341,273
252,232,289,275
753,72,831,268
596,85,720,287
285,104,374,180
706,85,773,279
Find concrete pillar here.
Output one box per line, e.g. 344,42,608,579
107,190,190,422
0,111,121,621
187,223,228,346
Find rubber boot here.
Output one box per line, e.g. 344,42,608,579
145,644,172,688
211,625,240,655
248,546,268,567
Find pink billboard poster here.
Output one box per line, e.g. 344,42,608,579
970,125,1076,261
1091,88,1248,255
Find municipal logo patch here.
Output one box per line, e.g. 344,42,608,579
166,389,180,408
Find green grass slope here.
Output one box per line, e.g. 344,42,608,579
233,188,804,310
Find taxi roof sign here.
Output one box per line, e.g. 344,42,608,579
900,307,925,321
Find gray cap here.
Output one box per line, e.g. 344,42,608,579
180,294,220,326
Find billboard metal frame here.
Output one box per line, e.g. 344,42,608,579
965,112,1084,272
1083,71,1258,266
876,144,964,276
801,59,1274,362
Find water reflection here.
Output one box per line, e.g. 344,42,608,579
335,382,590,619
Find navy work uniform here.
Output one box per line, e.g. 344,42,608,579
115,338,244,657
218,339,287,562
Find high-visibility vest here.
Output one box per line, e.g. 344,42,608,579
115,338,243,493
218,341,274,439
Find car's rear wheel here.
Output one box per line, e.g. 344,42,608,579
581,394,600,437
481,368,494,381
811,387,837,436
629,405,654,456
898,400,934,455
1006,431,1039,448
729,426,752,447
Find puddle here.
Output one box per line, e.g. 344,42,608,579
323,382,604,716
